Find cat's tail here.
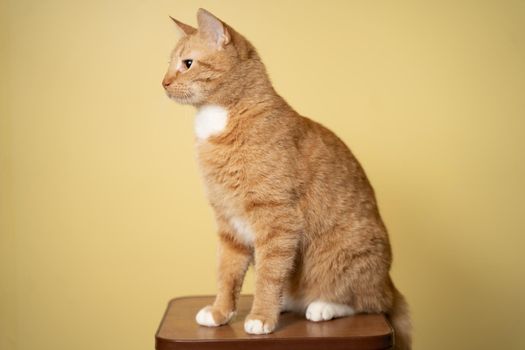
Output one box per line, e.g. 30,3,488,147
387,284,412,350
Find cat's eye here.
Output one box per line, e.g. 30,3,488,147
183,59,193,69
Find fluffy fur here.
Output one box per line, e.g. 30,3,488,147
163,8,411,350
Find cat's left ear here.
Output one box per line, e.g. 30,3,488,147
170,16,197,36
197,8,230,49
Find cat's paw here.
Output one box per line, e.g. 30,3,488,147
244,314,277,334
195,305,235,327
305,300,355,322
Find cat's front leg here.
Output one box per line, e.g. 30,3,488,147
196,222,252,327
244,209,301,334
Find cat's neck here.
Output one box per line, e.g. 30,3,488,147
193,71,292,141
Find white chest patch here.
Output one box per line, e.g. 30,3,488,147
230,216,255,246
194,105,228,140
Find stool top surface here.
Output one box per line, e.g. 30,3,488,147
156,295,393,350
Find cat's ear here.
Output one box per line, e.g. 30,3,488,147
196,8,230,48
170,16,196,36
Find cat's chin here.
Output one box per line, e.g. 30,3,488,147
166,91,199,106
167,92,200,106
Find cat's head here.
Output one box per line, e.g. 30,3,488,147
162,9,256,106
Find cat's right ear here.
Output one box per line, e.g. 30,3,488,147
196,8,230,49
170,16,197,36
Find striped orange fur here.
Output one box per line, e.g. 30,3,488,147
163,9,411,350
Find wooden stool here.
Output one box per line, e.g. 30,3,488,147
156,295,393,350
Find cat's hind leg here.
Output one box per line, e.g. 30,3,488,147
305,300,355,322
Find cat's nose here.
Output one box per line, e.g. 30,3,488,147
162,76,174,88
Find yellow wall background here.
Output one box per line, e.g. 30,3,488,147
1,1,524,349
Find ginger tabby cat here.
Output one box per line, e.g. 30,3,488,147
162,9,411,350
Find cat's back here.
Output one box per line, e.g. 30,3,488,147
239,109,378,220
295,114,366,180
291,114,380,232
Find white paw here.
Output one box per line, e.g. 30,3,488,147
195,306,219,327
244,319,273,334
305,300,355,322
